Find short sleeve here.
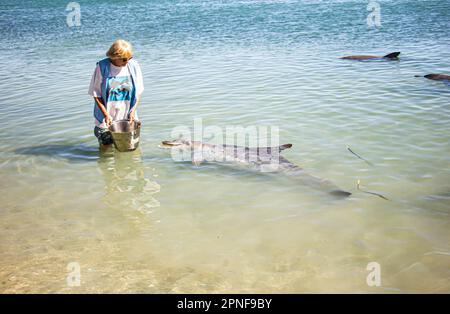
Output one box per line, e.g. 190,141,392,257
88,64,102,97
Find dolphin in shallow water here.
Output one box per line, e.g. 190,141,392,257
341,52,400,61
161,139,351,198
415,74,450,81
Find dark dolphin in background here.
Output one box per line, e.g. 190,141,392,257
341,52,400,61
415,74,450,81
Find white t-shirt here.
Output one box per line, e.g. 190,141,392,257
88,61,144,128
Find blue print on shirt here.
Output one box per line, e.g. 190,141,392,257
107,76,133,101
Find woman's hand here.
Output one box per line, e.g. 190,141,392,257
129,96,141,125
129,110,135,124
105,114,112,126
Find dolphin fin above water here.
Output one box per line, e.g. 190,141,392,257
382,52,401,59
278,143,293,151
257,143,292,153
223,143,292,153
341,51,400,61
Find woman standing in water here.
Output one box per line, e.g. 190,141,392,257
88,39,144,149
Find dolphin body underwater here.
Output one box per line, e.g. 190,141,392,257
161,139,352,198
341,52,401,61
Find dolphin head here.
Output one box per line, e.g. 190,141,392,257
424,74,439,80
161,138,193,149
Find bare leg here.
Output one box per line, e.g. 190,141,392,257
99,143,113,153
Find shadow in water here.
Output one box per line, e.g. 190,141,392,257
15,143,99,162
15,143,161,212
419,191,450,213
97,148,160,213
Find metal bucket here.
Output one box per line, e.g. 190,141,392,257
108,120,141,152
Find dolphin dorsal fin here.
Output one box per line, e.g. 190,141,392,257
383,52,400,59
254,144,293,154
279,144,293,151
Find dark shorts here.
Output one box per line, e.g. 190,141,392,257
94,126,113,145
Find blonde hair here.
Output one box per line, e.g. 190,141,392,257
106,39,133,59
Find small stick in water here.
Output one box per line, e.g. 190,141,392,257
357,180,389,201
347,146,374,166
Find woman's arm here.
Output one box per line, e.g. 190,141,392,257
94,97,112,126
129,96,141,124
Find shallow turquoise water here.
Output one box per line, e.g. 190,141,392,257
0,0,449,292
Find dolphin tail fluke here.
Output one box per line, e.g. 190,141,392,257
383,52,400,59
